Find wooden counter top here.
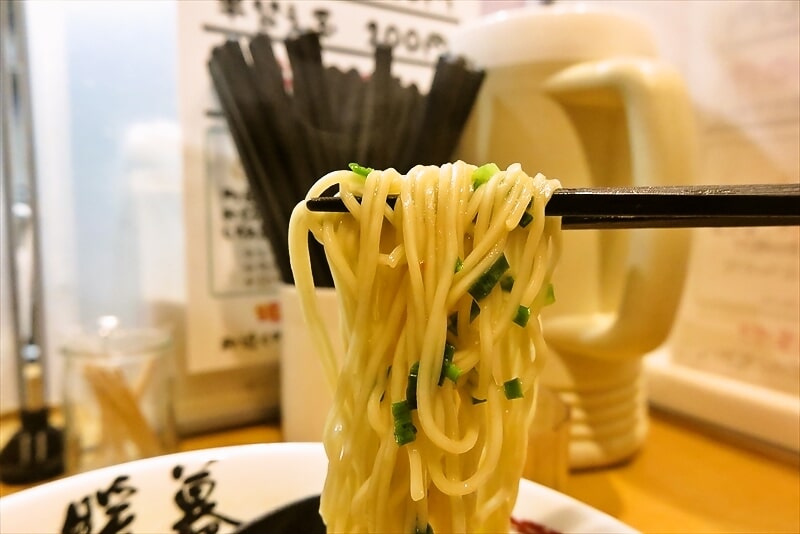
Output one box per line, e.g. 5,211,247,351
2,408,798,532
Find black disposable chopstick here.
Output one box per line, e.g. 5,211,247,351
304,183,800,229
209,48,293,281
387,82,419,169
429,57,485,166
559,214,799,229
359,45,393,168
248,34,315,192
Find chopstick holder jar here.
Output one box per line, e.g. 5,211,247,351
279,284,341,442
452,6,697,468
61,322,176,473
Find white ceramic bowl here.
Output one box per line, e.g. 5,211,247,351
0,443,637,533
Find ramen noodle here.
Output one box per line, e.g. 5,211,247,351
289,161,561,533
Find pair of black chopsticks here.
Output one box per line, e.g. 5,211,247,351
305,183,800,229
208,32,485,285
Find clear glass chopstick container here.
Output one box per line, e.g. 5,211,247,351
61,321,176,473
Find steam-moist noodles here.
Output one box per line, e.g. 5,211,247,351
289,161,561,533
290,162,561,533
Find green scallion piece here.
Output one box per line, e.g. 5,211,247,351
392,400,417,445
500,275,514,292
348,162,373,177
438,343,456,386
544,283,556,306
471,396,487,405
468,254,510,301
406,362,420,410
392,400,411,419
519,200,534,228
503,377,524,400
513,305,531,327
443,361,462,383
469,300,480,322
394,423,416,446
471,163,500,190
454,257,463,273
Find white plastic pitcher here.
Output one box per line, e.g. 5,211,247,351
451,6,697,468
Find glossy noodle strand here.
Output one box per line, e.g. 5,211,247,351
289,161,561,533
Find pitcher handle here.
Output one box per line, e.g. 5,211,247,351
542,58,696,360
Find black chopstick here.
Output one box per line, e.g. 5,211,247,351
304,184,800,228
546,184,799,217
361,45,394,168
209,47,293,282
560,215,800,229
248,33,315,193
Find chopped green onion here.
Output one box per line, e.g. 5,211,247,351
454,257,463,273
392,400,411,419
500,275,514,292
438,343,456,386
394,424,416,446
443,361,462,383
348,162,373,177
468,254,510,301
518,211,533,228
406,362,420,410
544,283,556,306
392,400,417,445
519,200,534,228
471,163,500,190
503,377,524,400
513,305,531,327
471,396,487,405
469,300,480,322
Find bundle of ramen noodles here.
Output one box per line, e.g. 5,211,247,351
289,161,561,533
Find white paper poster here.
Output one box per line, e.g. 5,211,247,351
669,0,799,396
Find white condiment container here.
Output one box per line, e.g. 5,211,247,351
451,5,698,468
